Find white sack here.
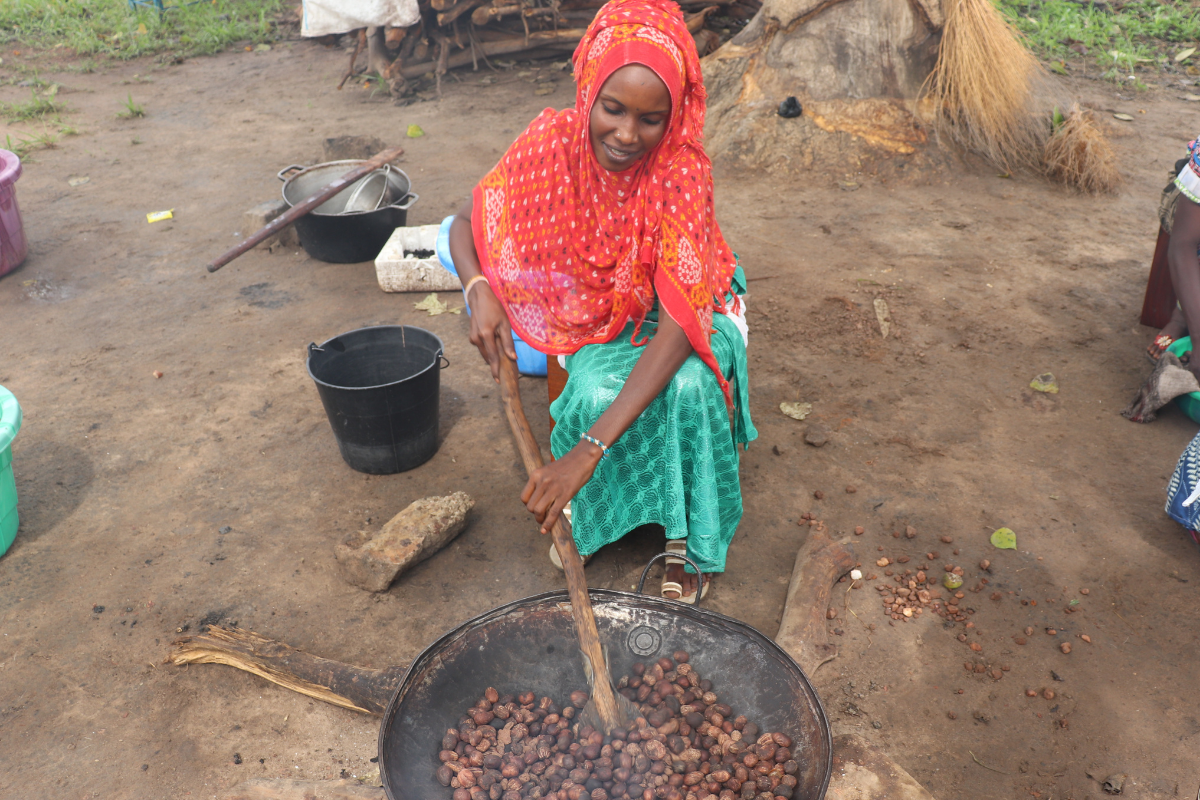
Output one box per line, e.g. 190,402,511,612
301,0,420,37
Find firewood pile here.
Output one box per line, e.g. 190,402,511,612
339,0,762,97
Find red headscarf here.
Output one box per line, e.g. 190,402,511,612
471,0,738,404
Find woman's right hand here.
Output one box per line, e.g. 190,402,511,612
468,282,518,382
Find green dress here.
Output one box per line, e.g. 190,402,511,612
549,271,757,574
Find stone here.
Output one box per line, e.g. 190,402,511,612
323,135,388,162
335,492,474,592
804,424,829,447
241,198,298,251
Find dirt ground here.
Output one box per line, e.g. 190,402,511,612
2,32,1199,800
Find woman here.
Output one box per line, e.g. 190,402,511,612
447,0,756,602
1148,138,1200,378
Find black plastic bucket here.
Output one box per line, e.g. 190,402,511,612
306,326,448,474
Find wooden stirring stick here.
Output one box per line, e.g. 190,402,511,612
496,355,625,733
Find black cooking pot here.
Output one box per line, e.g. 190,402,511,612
378,588,832,800
279,161,418,264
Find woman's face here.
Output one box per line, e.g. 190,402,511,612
589,64,671,172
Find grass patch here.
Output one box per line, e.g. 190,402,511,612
1,89,64,121
117,92,145,118
0,0,289,61
997,0,1200,77
5,121,75,159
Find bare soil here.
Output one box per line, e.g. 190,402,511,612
1,36,1198,800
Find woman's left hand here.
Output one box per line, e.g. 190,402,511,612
520,443,603,534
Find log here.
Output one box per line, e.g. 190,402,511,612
827,734,937,799
472,4,561,25
774,528,857,676
438,0,491,26
222,779,385,800
400,29,586,79
166,626,405,714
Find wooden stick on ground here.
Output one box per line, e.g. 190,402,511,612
167,626,405,714
338,28,367,90
774,528,858,676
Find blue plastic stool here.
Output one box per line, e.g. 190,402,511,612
437,215,548,377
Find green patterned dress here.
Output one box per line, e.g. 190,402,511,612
549,271,757,574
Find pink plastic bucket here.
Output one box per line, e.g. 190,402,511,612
0,149,27,279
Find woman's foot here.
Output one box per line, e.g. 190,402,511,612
662,562,710,602
1149,306,1188,362
661,540,710,602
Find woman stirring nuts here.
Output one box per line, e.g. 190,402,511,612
448,0,755,602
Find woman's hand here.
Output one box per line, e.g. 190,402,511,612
467,282,518,383
520,442,604,534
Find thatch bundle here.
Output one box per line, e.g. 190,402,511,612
925,0,1045,169
1043,105,1122,194
925,0,1119,193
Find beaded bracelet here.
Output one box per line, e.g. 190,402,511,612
581,433,610,460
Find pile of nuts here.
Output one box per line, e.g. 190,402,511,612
434,651,802,800
872,550,990,624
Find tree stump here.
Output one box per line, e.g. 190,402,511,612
702,0,944,172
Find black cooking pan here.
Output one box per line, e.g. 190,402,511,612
378,585,833,800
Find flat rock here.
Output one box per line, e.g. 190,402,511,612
241,198,298,250
335,492,473,592
805,424,830,447
323,135,388,162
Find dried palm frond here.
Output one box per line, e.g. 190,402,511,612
1043,105,1121,194
924,0,1046,170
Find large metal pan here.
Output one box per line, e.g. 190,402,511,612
378,587,832,800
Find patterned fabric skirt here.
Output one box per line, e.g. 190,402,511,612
549,312,756,574
1166,432,1200,546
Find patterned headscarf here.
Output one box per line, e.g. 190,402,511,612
471,0,738,405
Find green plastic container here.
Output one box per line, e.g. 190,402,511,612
0,385,22,556
1166,337,1200,425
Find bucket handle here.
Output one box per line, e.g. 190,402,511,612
635,552,704,606
308,339,347,355
277,164,306,182
438,352,450,370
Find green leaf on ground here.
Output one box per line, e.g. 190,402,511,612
779,402,812,421
990,527,1017,550
1030,372,1058,393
